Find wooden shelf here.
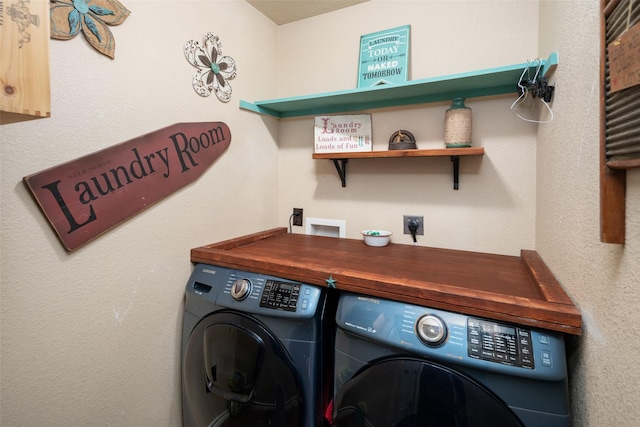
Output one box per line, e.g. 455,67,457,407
240,54,558,118
313,147,485,189
312,147,484,159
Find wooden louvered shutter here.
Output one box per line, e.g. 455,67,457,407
600,0,640,243
604,0,640,166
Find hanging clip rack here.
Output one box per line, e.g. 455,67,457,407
511,55,557,123
517,59,555,102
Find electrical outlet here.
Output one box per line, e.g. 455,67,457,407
292,208,303,226
403,215,424,235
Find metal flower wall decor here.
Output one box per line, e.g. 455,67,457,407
184,33,237,102
50,0,130,59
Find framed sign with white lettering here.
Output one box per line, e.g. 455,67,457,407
357,25,410,88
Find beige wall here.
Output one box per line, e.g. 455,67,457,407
538,0,640,425
1,1,280,424
2,0,639,425
277,0,541,255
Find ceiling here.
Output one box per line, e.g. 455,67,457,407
245,0,369,25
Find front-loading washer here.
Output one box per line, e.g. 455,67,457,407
332,292,571,427
182,263,333,427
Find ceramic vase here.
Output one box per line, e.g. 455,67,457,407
444,97,472,148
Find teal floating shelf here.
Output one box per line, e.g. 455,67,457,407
240,53,558,119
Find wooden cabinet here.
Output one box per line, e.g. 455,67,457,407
1,0,51,124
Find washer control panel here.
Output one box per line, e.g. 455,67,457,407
186,264,323,319
467,318,534,369
260,280,301,312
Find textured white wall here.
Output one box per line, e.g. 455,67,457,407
538,1,640,425
3,0,638,425
277,0,540,255
0,1,279,424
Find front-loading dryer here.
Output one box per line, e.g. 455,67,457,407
332,292,571,427
182,263,332,427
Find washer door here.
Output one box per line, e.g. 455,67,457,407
333,357,525,427
183,311,304,427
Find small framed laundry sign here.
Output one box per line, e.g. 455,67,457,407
358,25,410,87
314,115,372,154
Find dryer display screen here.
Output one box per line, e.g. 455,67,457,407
467,318,534,369
260,280,300,311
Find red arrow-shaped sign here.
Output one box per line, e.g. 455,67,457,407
24,122,231,251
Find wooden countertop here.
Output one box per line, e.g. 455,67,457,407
191,228,581,335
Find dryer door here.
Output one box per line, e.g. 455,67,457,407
183,311,304,427
333,357,525,427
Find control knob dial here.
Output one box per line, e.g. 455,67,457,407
231,279,252,301
416,314,447,346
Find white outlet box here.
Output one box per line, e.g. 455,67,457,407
306,218,346,238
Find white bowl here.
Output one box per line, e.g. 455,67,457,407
361,230,392,247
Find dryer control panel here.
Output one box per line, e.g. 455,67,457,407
336,292,567,381
467,318,535,369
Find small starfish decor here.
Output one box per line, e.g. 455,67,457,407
325,275,337,289
50,0,130,59
184,33,237,102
